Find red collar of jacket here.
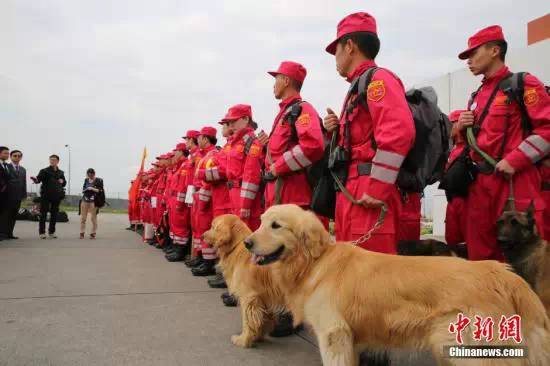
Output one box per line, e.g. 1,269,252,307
481,65,510,85
201,145,216,155
347,60,378,82
233,127,254,142
278,94,302,109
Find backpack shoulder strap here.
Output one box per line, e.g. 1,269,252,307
499,72,531,135
283,100,304,144
243,133,257,155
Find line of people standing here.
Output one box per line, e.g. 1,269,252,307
127,12,549,364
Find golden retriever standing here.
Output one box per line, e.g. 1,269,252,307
245,204,550,366
203,214,286,348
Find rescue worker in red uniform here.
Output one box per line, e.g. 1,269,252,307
540,157,550,241
164,143,189,261
222,104,264,231
152,153,172,247
257,61,325,210
142,166,159,244
444,110,468,245
190,126,219,276
182,132,203,267
199,121,234,288
323,12,415,253
456,25,550,260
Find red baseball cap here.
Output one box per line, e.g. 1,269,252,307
326,12,377,55
458,25,505,60
174,142,187,151
184,130,200,139
268,61,307,83
199,126,217,138
221,104,253,122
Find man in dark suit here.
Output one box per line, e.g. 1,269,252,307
0,146,16,241
3,150,27,239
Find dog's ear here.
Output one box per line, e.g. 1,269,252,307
503,196,516,213
300,211,330,259
214,217,233,246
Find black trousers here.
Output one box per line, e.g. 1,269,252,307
39,198,61,235
0,200,20,238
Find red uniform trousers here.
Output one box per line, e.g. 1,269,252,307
397,192,421,241
466,169,544,261
445,197,467,245
212,183,233,218
169,194,190,245
192,192,215,259
334,166,402,254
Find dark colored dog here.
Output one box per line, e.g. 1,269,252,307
496,202,550,316
397,239,468,259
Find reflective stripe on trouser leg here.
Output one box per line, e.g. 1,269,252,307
144,224,154,240
173,234,188,245
201,242,218,260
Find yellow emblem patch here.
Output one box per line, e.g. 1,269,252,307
205,159,215,169
249,144,261,157
524,89,539,107
367,80,385,102
236,144,244,153
297,113,311,127
223,145,231,152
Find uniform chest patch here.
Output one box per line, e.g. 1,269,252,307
249,144,260,157
524,89,539,107
367,80,385,102
297,113,311,127
235,144,244,153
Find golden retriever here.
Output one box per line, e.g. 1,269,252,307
245,204,550,366
203,214,286,348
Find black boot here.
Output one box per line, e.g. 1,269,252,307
359,351,391,366
221,292,238,307
162,242,174,253
191,259,216,276
185,253,203,268
270,312,301,338
166,245,187,262
207,272,227,288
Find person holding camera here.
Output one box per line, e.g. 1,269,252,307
80,168,104,239
31,155,67,239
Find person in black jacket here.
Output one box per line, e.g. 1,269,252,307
31,155,67,239
0,146,15,241
80,168,104,239
0,150,27,240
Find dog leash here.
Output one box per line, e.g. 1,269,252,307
506,178,516,212
351,205,387,246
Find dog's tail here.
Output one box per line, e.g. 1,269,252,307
508,273,550,365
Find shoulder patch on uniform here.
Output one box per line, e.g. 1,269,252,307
367,80,385,102
297,113,311,127
236,144,245,153
205,159,215,168
249,144,261,157
524,88,539,107
223,145,231,152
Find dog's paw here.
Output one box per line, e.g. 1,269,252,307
231,334,253,348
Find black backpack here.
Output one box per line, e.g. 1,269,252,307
499,72,550,136
347,67,451,193
284,101,330,189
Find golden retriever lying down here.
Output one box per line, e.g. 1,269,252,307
203,214,286,348
245,204,550,366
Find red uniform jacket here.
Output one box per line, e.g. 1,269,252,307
336,60,415,201
193,145,217,211
225,127,264,214
198,140,233,213
468,66,550,171
265,94,325,207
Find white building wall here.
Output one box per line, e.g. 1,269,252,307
417,40,550,237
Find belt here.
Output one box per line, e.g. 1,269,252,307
543,182,550,191
227,180,241,189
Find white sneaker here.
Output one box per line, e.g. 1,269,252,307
40,234,47,239
48,233,57,239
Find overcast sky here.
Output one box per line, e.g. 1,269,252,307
1,0,547,197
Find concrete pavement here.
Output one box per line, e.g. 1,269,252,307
0,213,435,366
